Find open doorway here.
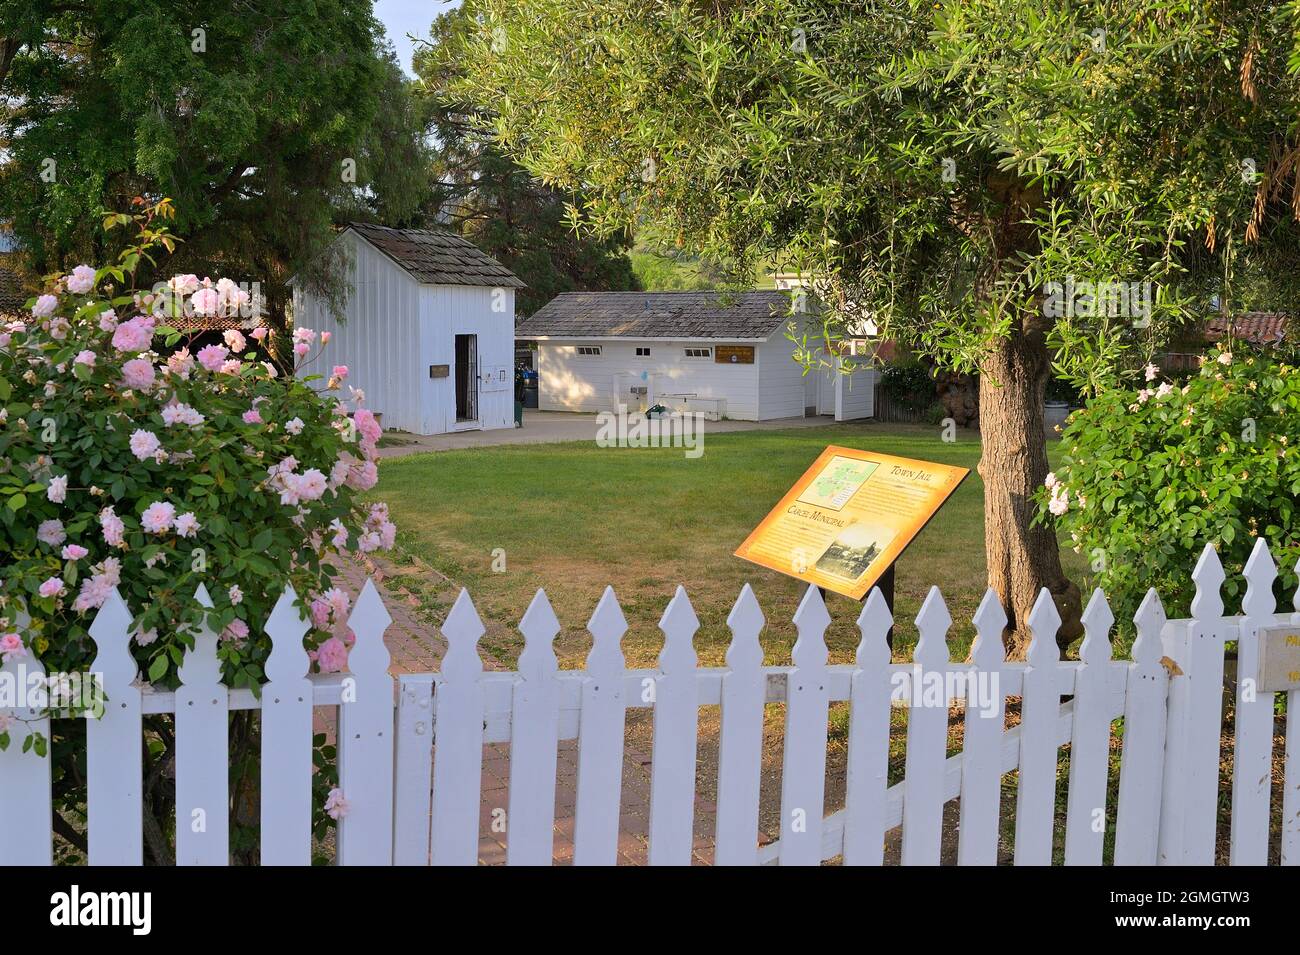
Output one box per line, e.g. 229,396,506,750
455,333,478,423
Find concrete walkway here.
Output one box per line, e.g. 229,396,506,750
377,410,838,458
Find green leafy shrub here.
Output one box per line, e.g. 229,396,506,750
1036,347,1300,622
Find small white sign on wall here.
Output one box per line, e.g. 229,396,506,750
480,365,511,393
1257,625,1300,692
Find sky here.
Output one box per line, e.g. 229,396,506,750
375,0,461,77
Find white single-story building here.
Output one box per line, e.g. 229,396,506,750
515,291,876,421
291,222,525,435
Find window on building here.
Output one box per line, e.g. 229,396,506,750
684,347,712,359
576,346,602,356
635,346,651,357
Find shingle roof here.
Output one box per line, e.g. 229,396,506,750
1206,312,1288,346
515,291,797,341
347,222,524,289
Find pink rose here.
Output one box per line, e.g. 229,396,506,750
140,501,177,535
129,430,162,461
61,544,89,560
121,357,156,391
223,329,246,352
196,344,229,372
191,287,220,316
37,519,66,546
174,512,201,538
221,618,250,644
67,265,96,294
317,637,349,674
250,326,269,342
0,632,26,663
74,350,96,369
32,294,57,317
39,576,66,599
111,316,154,353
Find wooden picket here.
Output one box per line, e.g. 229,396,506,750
507,590,562,865
11,539,1300,867
841,588,892,865
1013,589,1063,865
957,589,1007,865
429,588,485,866
713,584,766,865
648,586,701,865
572,588,628,865
1114,589,1169,865
260,586,314,866
86,589,142,865
1230,539,1276,865
778,585,832,865
1063,589,1113,865
174,585,229,865
0,611,51,866
900,587,951,865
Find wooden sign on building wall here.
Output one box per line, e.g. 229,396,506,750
715,345,755,364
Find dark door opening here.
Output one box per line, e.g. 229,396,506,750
455,333,478,422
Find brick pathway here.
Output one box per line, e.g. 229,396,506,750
334,561,719,865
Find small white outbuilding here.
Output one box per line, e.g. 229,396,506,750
515,291,876,421
291,222,525,435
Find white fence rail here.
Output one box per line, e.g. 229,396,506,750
1,540,1298,865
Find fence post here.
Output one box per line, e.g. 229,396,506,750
648,586,701,866
901,587,951,865
393,674,435,866
573,587,628,866
1116,589,1169,865
86,588,142,865
337,579,394,865
1230,538,1277,865
714,584,766,865
430,589,485,865
779,584,832,866
957,588,1006,865
260,586,313,866
175,585,229,865
507,589,561,866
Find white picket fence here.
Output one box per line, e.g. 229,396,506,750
1,539,1298,866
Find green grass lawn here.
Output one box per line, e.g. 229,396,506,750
370,421,1089,670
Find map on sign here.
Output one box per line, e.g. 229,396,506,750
735,446,969,600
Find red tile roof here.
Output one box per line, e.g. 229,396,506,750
1205,312,1288,346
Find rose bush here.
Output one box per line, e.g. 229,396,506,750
0,202,391,860
1036,347,1300,624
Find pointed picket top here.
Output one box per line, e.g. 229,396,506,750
970,588,1007,669
88,586,137,685
855,587,893,670
264,585,311,685
1190,544,1225,620
440,588,484,682
346,578,392,679
586,586,627,676
724,584,765,672
791,583,830,670
913,586,952,669
1242,537,1277,619
1025,588,1062,667
177,584,220,687
658,586,699,674
517,588,560,681
1078,589,1114,665
1132,588,1167,664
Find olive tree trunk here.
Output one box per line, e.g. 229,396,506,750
977,328,1083,658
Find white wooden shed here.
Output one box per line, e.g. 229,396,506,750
515,291,875,421
291,222,525,435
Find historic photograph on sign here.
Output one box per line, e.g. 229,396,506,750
813,522,896,582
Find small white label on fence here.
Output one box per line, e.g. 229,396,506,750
1257,626,1300,692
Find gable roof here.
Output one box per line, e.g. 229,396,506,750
346,222,524,289
1206,312,1288,346
515,291,797,341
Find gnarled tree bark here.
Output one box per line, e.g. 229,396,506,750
978,323,1083,658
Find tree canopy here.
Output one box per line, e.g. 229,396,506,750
443,0,1300,645
0,0,429,329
